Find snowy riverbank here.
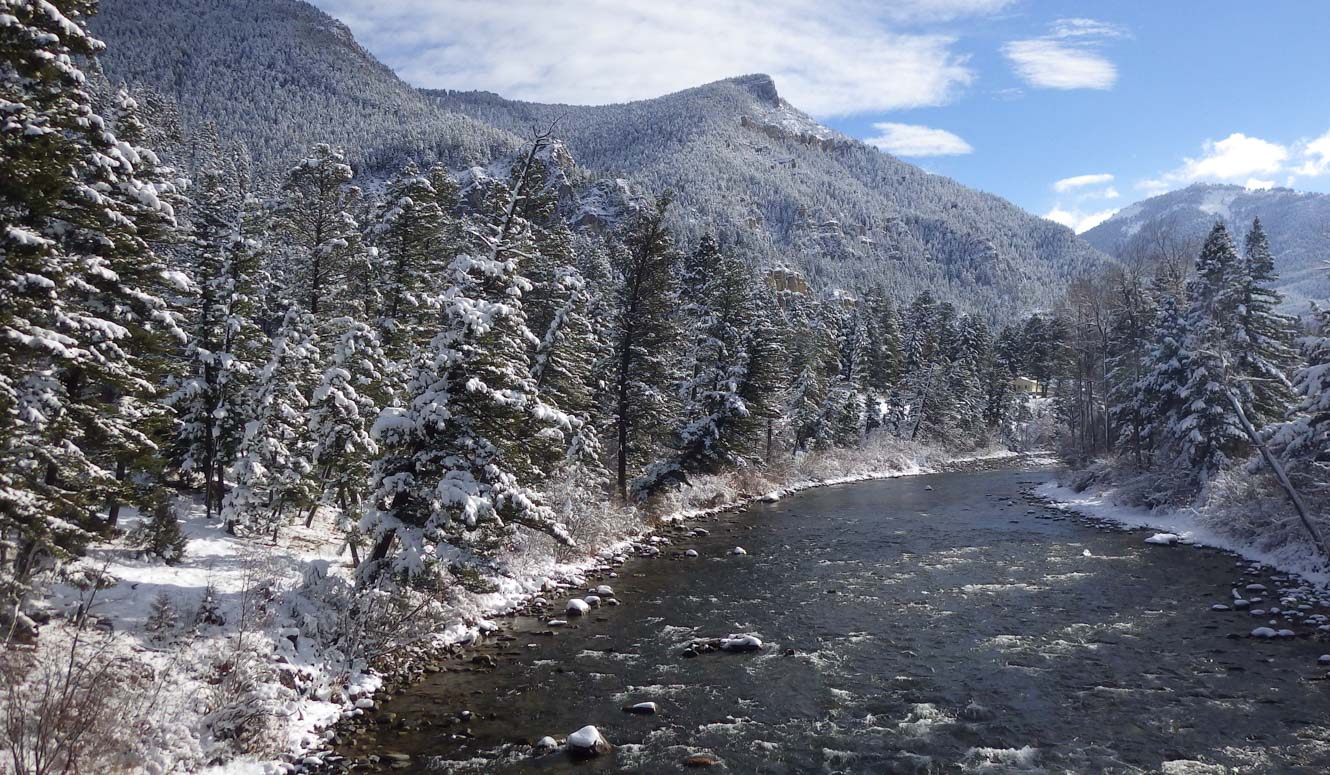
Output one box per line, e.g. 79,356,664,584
9,439,1020,774
1036,480,1330,589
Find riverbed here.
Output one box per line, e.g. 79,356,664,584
333,466,1330,773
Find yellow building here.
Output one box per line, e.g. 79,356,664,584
1011,376,1042,395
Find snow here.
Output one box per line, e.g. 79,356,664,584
566,598,591,616
1145,532,1181,545
1037,481,1330,587
720,634,763,652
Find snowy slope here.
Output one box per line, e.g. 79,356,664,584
91,0,523,177
430,75,1110,318
1081,183,1330,311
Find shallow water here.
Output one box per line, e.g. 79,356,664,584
336,467,1330,773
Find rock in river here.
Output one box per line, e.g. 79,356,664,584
566,599,590,616
567,725,611,757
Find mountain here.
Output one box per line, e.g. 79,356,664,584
90,0,1110,318
429,77,1108,316
90,0,522,177
1082,183,1330,311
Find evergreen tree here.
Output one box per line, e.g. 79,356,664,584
1174,224,1247,479
1134,274,1189,459
607,198,682,501
221,308,320,538
274,144,363,319
1234,218,1298,425
360,141,573,582
1,0,181,595
368,163,457,355
1271,294,1330,477
306,318,386,530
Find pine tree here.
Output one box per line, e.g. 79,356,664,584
1,0,182,595
607,198,682,501
145,591,180,642
360,140,573,582
166,152,266,517
1234,218,1298,425
273,144,364,319
221,307,320,538
306,318,386,530
1174,224,1248,479
368,163,457,355
1134,275,1189,459
668,245,782,477
1270,293,1330,478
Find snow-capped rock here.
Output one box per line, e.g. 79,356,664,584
1144,533,1180,545
566,599,591,616
730,547,748,556
720,634,763,652
567,725,611,757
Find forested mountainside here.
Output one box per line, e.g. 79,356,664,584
90,0,1110,318
1082,183,1330,311
89,0,522,176
431,77,1109,316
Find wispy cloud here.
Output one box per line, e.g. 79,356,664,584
1053,173,1114,192
865,122,973,156
310,0,1015,117
1002,18,1124,90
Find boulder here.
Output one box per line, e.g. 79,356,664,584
730,546,748,556
623,701,658,715
720,634,763,652
567,725,611,757
566,599,591,616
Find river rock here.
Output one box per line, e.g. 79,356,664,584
1144,533,1180,545
533,736,558,753
959,701,996,721
595,585,614,597
684,753,722,767
1251,627,1278,638
1233,599,1251,609
567,725,611,757
925,485,934,491
1211,604,1231,611
1318,654,1330,665
692,528,710,537
685,549,699,557
730,546,748,556
584,595,602,608
566,599,590,616
623,701,658,715
720,634,763,652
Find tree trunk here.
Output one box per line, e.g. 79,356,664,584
1226,389,1330,563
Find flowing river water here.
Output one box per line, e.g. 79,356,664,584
332,465,1330,773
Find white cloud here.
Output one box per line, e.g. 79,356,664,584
1053,173,1114,192
310,0,1013,116
1293,129,1330,177
1045,206,1118,233
1002,18,1123,90
865,122,973,156
1138,132,1295,193
1002,40,1116,90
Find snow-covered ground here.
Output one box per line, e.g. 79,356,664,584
1037,481,1330,588
15,440,1020,773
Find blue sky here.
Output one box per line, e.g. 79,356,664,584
311,0,1330,232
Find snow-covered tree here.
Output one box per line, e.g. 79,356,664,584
1270,280,1330,483
1,0,182,594
367,163,458,355
360,140,573,582
607,198,682,501
1234,218,1298,425
273,144,364,319
1174,224,1248,479
221,308,320,538
306,318,386,532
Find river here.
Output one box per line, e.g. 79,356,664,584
332,465,1330,773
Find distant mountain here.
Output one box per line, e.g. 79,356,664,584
91,0,1110,318
90,0,522,177
1082,183,1330,311
430,76,1108,316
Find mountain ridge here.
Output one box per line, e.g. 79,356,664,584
91,0,1111,318
1082,182,1329,309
